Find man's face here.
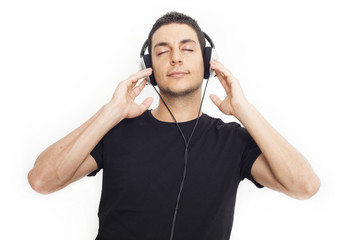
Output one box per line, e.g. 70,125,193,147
151,23,205,98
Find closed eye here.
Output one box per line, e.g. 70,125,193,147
157,49,193,56
157,51,168,56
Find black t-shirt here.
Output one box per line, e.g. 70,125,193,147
87,109,263,240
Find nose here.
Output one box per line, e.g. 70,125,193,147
170,49,183,65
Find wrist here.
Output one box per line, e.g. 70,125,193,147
234,101,255,122
100,103,125,128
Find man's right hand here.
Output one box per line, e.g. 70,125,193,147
103,68,153,123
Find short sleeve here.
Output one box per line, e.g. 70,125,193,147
238,125,264,188
87,137,104,177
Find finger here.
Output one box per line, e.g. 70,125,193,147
211,59,232,74
211,60,239,85
129,78,147,100
210,61,238,92
126,68,152,87
209,94,222,108
210,60,233,81
211,65,230,95
216,70,229,93
131,68,152,82
138,97,153,113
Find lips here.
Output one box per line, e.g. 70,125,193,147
168,71,189,78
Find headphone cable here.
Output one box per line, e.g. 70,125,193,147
149,77,210,240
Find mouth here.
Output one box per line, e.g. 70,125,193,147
167,71,189,78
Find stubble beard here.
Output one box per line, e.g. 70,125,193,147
158,79,203,98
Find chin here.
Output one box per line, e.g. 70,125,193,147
159,80,202,98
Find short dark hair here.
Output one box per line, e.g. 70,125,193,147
147,11,206,57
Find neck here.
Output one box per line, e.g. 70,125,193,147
151,88,203,123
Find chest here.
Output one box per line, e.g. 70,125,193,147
102,129,241,203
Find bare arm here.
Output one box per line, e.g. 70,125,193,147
27,68,153,194
239,104,320,199
209,59,320,199
27,104,123,194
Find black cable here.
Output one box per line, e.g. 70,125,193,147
150,77,210,240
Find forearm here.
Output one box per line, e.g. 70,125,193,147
235,102,320,193
30,104,124,188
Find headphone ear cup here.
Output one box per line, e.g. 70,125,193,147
209,48,219,79
140,57,146,70
143,54,157,86
203,47,212,79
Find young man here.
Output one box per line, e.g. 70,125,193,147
28,11,320,240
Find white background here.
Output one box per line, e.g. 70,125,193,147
1,0,347,239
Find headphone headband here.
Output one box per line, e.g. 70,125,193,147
140,38,148,58
203,32,215,49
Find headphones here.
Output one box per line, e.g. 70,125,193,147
139,32,218,86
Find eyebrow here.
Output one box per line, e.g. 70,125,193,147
153,39,197,50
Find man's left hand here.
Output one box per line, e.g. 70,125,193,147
209,59,250,118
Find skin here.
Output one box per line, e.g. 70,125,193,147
28,23,320,200
208,59,321,200
147,23,321,199
150,23,205,122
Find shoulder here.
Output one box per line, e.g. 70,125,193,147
200,114,251,152
204,114,253,142
102,111,148,140
201,114,249,141
203,113,242,131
